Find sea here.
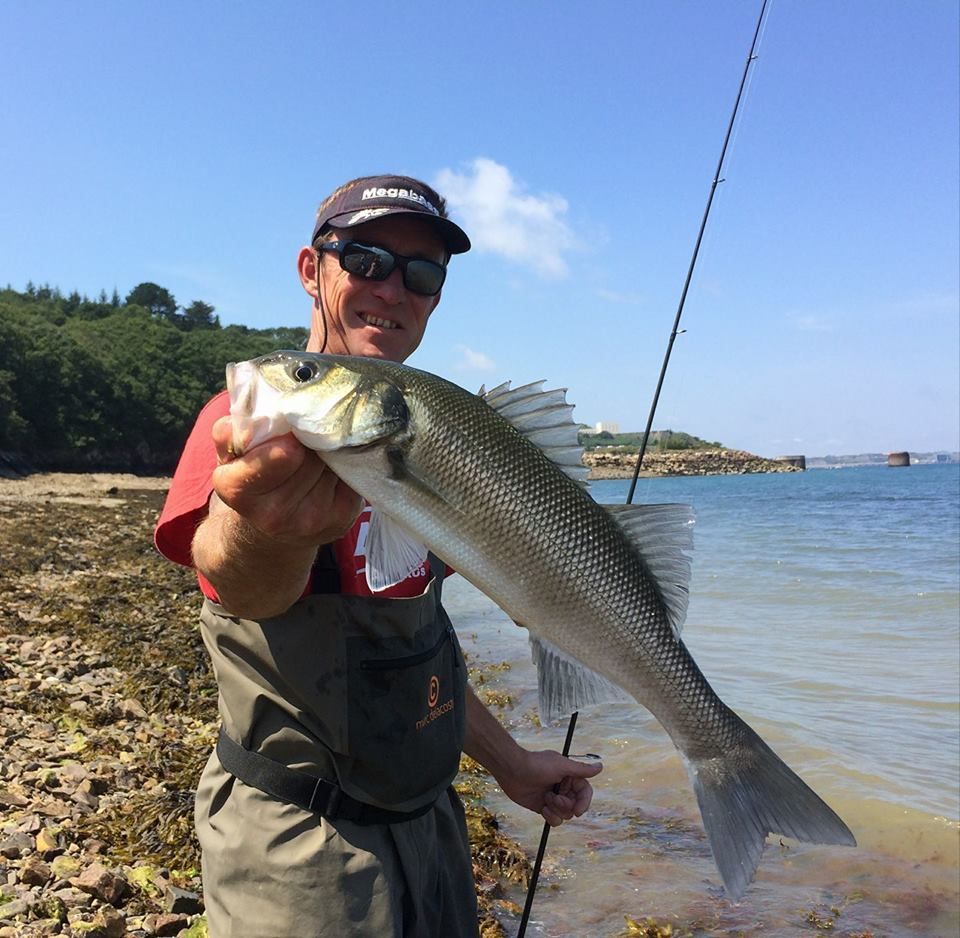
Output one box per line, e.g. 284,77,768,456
444,462,960,938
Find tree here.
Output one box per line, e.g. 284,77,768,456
182,300,219,331
125,282,178,321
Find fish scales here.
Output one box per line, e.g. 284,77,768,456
227,351,856,900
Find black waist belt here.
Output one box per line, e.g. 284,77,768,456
216,728,437,826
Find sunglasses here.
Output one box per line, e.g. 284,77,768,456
317,240,447,297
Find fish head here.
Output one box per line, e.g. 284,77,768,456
226,351,408,454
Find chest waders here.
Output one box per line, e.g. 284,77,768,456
196,552,478,937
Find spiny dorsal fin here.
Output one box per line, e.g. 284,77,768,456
479,380,588,484
605,503,695,636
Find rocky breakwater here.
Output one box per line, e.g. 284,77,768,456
584,448,803,480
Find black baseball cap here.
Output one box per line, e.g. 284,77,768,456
311,175,471,254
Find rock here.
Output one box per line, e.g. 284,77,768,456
70,863,128,905
163,884,202,915
35,828,61,856
0,896,32,920
50,885,93,909
127,865,162,897
18,855,51,885
119,698,148,720
0,790,29,808
0,831,33,859
50,855,82,881
67,909,126,938
30,920,64,937
143,911,191,935
33,892,68,922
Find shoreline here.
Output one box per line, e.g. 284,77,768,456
0,475,528,938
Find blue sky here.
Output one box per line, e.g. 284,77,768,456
2,1,957,457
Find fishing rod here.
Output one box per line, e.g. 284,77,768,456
516,2,770,934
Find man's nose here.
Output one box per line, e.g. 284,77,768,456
370,268,405,304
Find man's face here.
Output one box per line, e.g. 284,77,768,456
310,215,446,362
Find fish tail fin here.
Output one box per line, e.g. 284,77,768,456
690,718,856,900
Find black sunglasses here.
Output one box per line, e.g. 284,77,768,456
317,240,447,297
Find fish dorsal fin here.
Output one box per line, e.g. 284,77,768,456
605,502,695,636
529,635,631,725
479,380,588,484
364,507,430,592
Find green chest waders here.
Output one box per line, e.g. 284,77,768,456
194,553,478,938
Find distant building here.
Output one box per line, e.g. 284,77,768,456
580,421,620,437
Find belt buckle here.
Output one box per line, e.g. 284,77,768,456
308,777,341,818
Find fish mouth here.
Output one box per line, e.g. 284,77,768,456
225,360,291,455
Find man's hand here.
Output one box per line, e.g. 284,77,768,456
463,687,602,827
210,417,362,548
498,748,601,826
191,418,363,617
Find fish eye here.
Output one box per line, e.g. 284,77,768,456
293,361,318,383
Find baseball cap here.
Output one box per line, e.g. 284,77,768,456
312,175,471,254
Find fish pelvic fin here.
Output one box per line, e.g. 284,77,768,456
690,716,856,900
479,380,589,485
529,636,631,725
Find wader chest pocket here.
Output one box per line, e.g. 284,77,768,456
345,620,465,806
359,623,457,671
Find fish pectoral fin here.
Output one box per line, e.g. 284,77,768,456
529,636,631,725
364,507,430,592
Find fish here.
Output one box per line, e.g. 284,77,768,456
226,349,856,899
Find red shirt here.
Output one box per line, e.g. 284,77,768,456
154,392,434,601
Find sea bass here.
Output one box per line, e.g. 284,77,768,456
226,350,855,899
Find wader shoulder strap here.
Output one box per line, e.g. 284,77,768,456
427,552,445,602
216,729,436,825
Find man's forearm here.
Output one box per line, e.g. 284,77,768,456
463,684,526,782
192,496,318,618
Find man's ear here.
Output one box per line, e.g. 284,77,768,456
297,246,320,298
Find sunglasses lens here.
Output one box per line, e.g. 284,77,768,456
336,242,445,296
404,260,446,296
342,245,394,281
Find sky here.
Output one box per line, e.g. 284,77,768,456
2,0,958,457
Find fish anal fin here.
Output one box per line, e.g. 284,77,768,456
529,636,631,725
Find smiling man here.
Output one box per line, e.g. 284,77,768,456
154,174,601,938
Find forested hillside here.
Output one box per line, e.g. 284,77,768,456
0,283,307,472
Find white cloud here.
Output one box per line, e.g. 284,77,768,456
454,344,496,372
435,158,574,278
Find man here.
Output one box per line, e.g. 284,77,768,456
154,174,602,937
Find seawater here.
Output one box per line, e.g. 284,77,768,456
446,463,960,937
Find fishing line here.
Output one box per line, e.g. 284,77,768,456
517,3,771,933
626,0,771,506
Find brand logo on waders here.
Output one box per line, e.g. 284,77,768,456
417,674,454,731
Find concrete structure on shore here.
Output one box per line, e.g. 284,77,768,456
775,455,807,470
888,451,911,467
